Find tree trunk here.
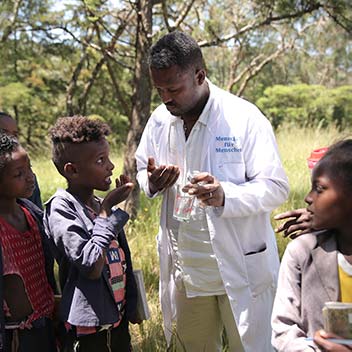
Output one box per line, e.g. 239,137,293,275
123,0,153,219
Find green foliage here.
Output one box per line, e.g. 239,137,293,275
0,82,30,106
273,125,344,259
0,0,351,148
257,84,352,129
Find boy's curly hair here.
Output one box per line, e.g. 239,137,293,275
0,130,19,176
50,116,111,173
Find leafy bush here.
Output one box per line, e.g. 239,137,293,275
257,84,352,129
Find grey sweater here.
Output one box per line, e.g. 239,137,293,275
44,189,137,327
271,231,339,352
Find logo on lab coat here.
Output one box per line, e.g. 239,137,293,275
215,136,241,152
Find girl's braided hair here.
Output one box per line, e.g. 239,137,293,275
0,130,19,174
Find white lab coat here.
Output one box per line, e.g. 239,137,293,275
135,81,289,351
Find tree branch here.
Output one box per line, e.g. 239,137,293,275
78,56,106,115
1,0,22,42
93,19,131,117
66,27,95,115
161,0,195,32
66,51,89,116
198,3,323,47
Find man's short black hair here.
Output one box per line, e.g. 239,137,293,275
149,31,205,71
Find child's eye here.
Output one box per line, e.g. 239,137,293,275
315,184,324,193
97,157,104,164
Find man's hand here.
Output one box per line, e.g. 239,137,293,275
147,157,180,195
100,175,134,217
274,208,313,239
314,330,352,351
183,172,224,207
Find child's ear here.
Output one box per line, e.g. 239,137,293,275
63,162,79,179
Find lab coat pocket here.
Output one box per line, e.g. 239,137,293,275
216,158,246,184
244,245,273,298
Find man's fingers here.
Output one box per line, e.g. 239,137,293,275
275,219,296,233
289,227,311,238
159,167,179,188
165,169,180,188
191,172,214,185
274,207,313,238
275,217,311,237
284,224,311,238
149,165,179,191
185,174,224,207
147,157,156,173
284,223,306,235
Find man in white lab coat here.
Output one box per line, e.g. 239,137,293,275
135,31,289,352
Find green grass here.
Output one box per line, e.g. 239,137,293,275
29,125,346,351
274,125,345,258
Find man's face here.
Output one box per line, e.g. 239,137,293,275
0,116,18,138
150,65,204,117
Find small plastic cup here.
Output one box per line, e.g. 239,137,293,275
173,184,195,222
307,147,328,170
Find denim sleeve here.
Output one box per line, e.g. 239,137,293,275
44,196,129,277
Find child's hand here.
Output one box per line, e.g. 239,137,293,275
100,175,134,216
314,329,352,351
274,208,313,239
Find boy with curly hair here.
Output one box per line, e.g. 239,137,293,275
44,116,138,352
